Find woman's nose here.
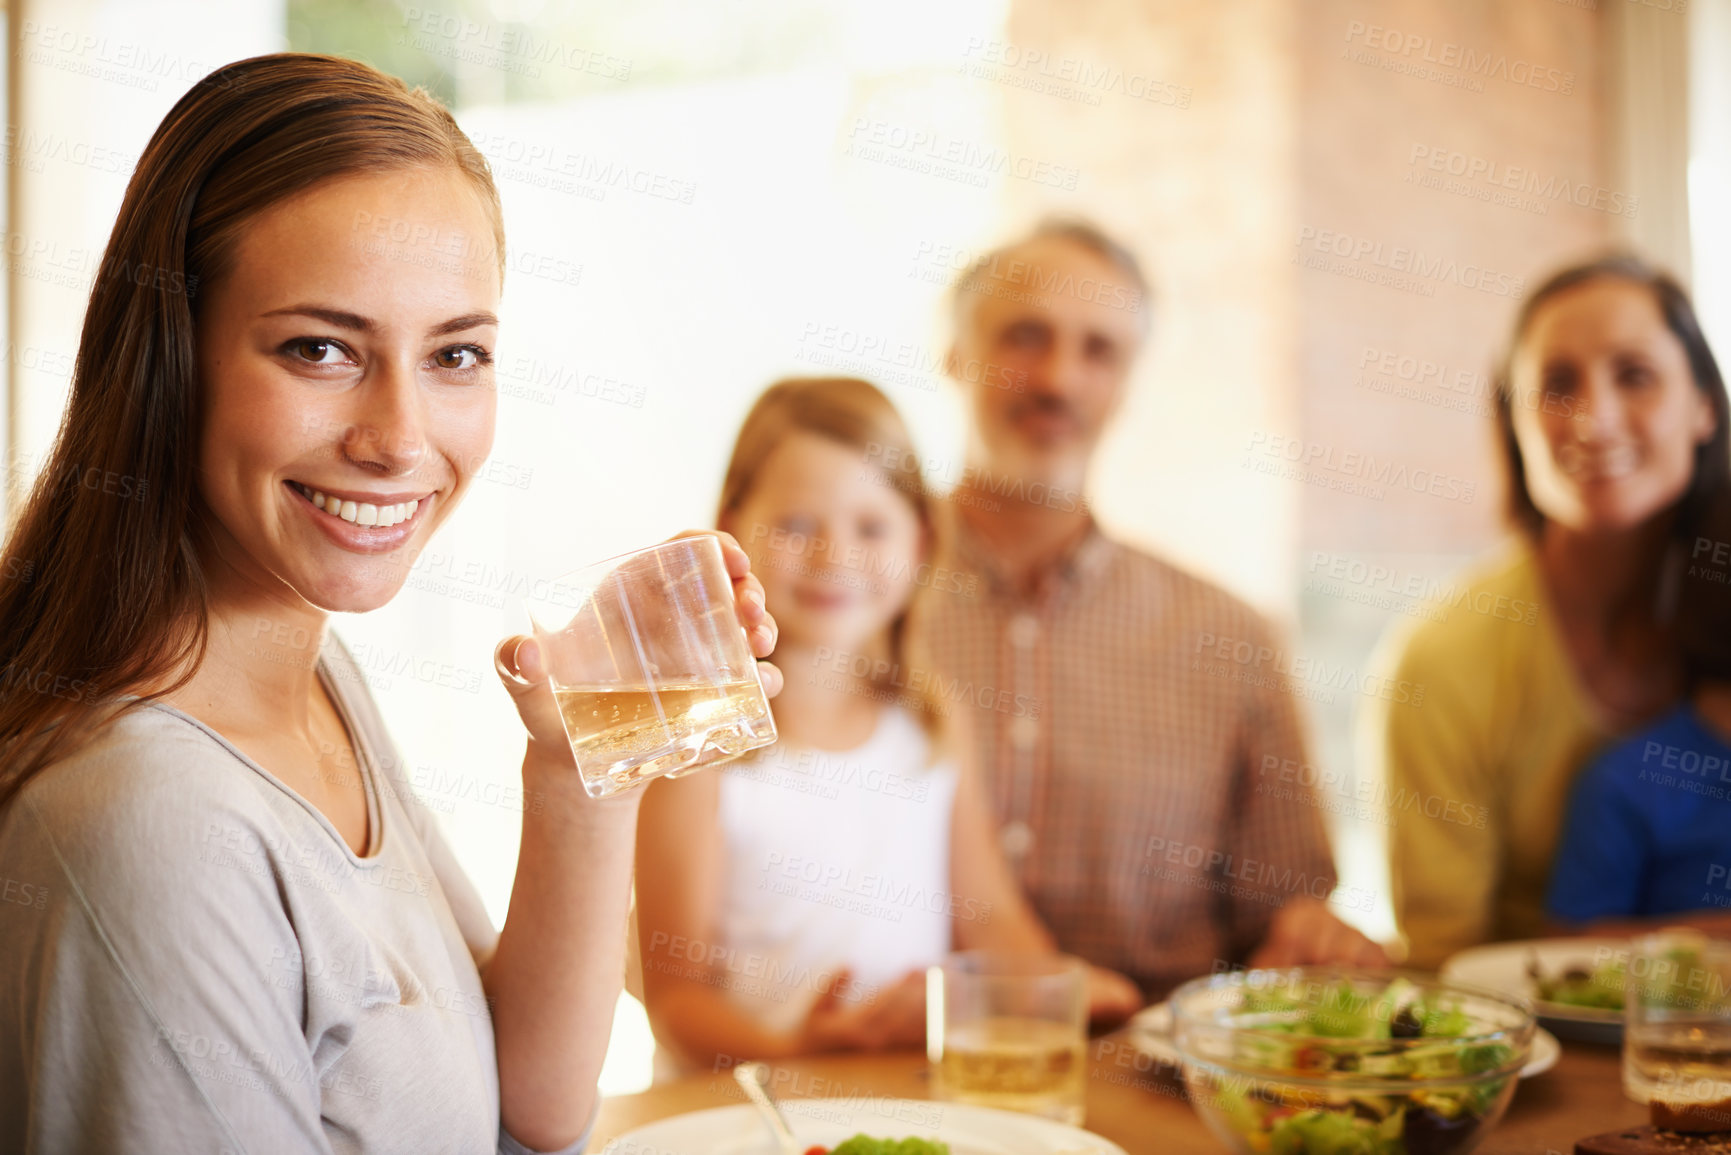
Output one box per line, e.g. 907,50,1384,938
1571,369,1627,441
342,362,427,472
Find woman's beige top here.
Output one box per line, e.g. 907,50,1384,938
0,637,589,1155
1358,543,1609,969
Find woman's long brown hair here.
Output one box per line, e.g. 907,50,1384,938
0,53,503,810
717,377,954,750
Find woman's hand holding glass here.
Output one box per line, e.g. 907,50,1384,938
493,530,782,797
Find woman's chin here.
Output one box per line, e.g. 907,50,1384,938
297,573,408,615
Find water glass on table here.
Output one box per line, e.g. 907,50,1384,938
1623,929,1731,1131
926,951,1088,1126
525,536,777,798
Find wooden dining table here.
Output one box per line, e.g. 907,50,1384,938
591,1031,1648,1153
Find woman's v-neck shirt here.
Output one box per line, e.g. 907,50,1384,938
0,635,589,1155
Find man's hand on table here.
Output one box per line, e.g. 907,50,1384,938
1086,966,1144,1030
1248,897,1390,969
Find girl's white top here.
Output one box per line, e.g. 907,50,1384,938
710,705,960,1036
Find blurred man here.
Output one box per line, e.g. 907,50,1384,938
919,220,1384,997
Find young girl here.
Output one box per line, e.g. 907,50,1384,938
634,377,1140,1068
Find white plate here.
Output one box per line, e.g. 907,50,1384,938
1440,939,1625,1044
601,1098,1128,1154
1126,1003,1562,1078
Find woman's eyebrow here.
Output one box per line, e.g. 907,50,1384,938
430,311,499,337
263,304,372,331
255,307,498,338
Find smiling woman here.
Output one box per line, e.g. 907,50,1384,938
0,52,780,1155
1359,254,1731,971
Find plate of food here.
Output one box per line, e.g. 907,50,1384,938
599,1099,1128,1154
1440,938,1626,1045
1128,993,1561,1078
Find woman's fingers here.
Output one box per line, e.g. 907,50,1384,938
495,634,548,686
665,528,777,655
494,634,575,768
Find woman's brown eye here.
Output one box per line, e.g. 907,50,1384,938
436,346,480,370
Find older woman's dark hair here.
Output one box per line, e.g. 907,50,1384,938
1680,489,1731,687
0,54,503,809
1494,254,1730,538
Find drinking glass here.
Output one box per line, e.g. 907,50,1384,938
927,950,1088,1125
525,536,776,798
1623,930,1731,1129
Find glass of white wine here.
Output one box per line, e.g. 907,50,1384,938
927,950,1088,1125
1624,930,1731,1130
525,536,776,799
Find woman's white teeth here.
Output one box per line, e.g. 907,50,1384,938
300,485,421,528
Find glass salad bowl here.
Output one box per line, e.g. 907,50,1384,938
1171,969,1535,1155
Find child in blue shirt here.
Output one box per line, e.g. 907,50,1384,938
1547,496,1731,924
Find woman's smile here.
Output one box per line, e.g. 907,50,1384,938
286,480,435,553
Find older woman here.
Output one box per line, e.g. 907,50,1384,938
0,55,779,1153
1359,255,1729,969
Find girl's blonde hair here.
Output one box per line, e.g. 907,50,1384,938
718,377,952,747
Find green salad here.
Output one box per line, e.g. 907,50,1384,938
1190,978,1520,1155
1526,954,1625,1011
822,1139,949,1155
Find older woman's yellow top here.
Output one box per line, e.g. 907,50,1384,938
1357,543,1609,970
